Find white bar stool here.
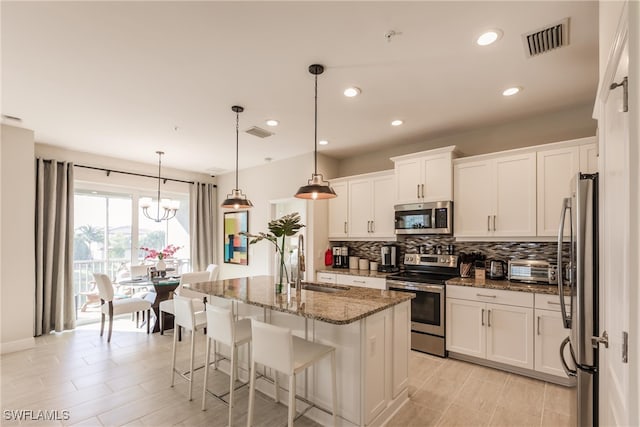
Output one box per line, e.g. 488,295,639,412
246,319,337,427
170,295,207,401
201,304,252,426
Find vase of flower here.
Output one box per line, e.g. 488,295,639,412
156,259,167,272
273,251,289,295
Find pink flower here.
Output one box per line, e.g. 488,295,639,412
140,245,181,260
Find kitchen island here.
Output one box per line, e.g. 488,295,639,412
182,276,412,427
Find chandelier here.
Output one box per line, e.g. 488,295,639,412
140,151,180,222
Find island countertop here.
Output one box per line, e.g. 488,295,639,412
182,275,413,325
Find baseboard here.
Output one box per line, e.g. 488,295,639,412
1,337,35,354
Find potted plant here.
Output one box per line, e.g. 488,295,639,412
243,212,305,294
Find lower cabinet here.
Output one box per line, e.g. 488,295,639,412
336,274,386,290
316,272,337,284
446,285,534,370
534,294,572,378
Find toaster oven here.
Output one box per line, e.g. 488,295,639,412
508,259,558,284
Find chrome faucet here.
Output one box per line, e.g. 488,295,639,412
296,234,305,289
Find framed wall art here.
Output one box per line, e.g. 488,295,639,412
223,211,249,265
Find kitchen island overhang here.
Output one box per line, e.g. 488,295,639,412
182,276,413,427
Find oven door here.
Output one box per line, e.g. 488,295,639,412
387,280,445,336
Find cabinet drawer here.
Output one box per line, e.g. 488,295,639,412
336,274,386,290
316,272,337,284
535,293,570,312
447,285,533,308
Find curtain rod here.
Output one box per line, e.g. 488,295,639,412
41,158,216,186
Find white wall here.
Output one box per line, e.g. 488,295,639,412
1,125,36,353
337,103,596,177
217,152,337,280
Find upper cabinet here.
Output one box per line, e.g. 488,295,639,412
455,136,597,239
537,138,597,237
391,146,458,204
454,153,537,237
328,171,395,241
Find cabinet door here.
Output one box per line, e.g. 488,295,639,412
534,308,573,378
363,310,389,424
453,160,494,237
328,181,349,239
371,175,395,238
579,143,598,173
446,298,486,358
486,303,534,369
392,302,410,397
537,147,579,236
348,178,372,238
394,159,422,203
494,153,537,236
422,153,453,202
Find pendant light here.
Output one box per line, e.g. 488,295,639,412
221,105,253,209
140,151,180,222
294,64,337,200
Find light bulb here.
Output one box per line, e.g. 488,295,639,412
312,192,318,200
234,203,240,209
140,197,152,208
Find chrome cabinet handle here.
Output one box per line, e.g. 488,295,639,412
353,280,366,284
421,184,425,198
344,221,347,234
487,216,491,232
493,215,497,231
476,293,497,298
481,308,485,326
417,184,420,198
537,316,541,335
367,220,370,232
371,221,375,233
488,310,492,327
547,301,562,306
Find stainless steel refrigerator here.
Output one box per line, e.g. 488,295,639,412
557,172,599,426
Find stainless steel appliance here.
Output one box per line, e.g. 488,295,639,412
379,244,399,272
394,201,453,235
487,259,507,280
387,254,459,357
557,172,599,427
508,259,558,284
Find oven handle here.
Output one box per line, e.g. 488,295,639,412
387,281,444,293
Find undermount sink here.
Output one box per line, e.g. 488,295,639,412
300,283,346,293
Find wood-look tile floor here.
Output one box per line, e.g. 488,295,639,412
1,318,575,426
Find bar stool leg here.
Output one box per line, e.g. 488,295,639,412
188,328,196,401
331,350,337,425
170,324,178,387
287,374,296,427
274,371,280,403
201,336,211,410
228,344,236,427
247,359,256,427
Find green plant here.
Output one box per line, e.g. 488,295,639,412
242,212,305,292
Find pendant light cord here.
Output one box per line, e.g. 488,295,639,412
314,73,318,176
235,111,240,190
156,151,162,220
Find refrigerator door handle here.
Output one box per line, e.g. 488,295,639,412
560,336,578,377
557,197,572,329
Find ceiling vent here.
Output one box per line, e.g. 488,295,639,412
245,126,274,138
522,18,569,58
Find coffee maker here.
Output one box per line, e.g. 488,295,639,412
332,246,349,269
379,244,399,272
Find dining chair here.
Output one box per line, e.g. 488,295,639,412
159,270,211,336
246,319,337,427
93,273,152,343
201,304,252,425
171,295,207,401
206,264,219,281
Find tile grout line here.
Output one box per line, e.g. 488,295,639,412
433,360,474,426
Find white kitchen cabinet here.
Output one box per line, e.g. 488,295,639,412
446,285,534,370
534,294,573,378
392,302,410,398
537,139,597,237
391,146,457,204
328,180,348,239
347,178,372,238
454,153,536,237
336,274,386,290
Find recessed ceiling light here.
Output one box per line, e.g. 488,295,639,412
343,87,361,97
265,119,279,127
502,87,522,96
319,140,329,146
477,29,503,46
391,120,403,126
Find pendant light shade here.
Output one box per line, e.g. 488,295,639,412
295,64,337,200
221,105,253,209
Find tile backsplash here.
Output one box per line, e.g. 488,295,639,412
331,236,565,265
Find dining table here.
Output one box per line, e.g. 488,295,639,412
118,277,181,333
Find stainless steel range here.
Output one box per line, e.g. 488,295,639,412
386,254,459,357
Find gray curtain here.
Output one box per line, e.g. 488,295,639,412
35,158,75,335
189,182,217,271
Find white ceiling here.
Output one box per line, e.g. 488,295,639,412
1,1,598,175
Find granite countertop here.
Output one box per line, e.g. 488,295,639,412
317,267,393,279
183,275,413,325
446,277,566,295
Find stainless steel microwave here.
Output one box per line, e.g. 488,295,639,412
394,201,453,235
